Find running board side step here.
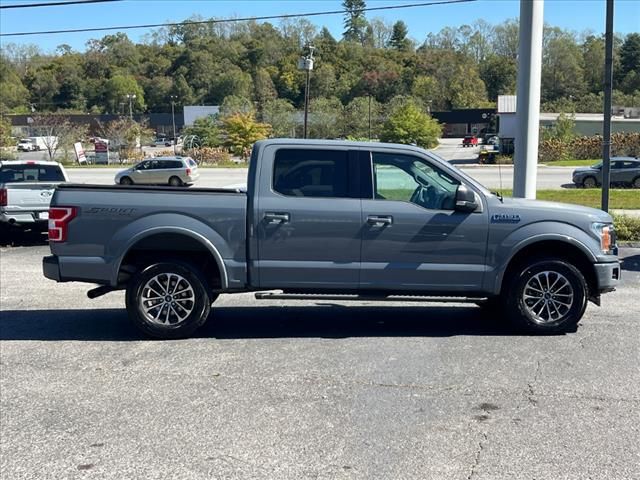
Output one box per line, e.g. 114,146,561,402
254,292,488,303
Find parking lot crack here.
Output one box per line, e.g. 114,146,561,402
527,360,542,406
467,431,488,480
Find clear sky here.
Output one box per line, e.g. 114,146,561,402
1,0,639,53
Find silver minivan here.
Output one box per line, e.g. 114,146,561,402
115,156,199,186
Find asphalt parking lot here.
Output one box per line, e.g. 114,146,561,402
1,243,639,479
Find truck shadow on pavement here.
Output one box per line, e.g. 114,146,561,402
0,305,564,341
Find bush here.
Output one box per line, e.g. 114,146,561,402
539,132,640,163
613,214,640,242
189,147,232,165
380,102,441,149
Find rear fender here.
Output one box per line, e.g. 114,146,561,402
108,213,232,288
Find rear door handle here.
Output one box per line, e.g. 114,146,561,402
264,212,290,223
367,215,393,226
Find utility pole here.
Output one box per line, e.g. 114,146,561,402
170,95,178,154
601,0,614,212
368,94,372,140
126,94,136,121
513,0,544,199
298,45,315,139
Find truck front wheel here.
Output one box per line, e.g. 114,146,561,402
504,258,587,334
125,261,211,339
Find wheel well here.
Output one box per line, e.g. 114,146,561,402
501,240,597,296
118,233,223,290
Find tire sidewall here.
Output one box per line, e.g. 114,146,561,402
507,259,587,333
126,262,211,339
169,176,182,186
120,176,133,185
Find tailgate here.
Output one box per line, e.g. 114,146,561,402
4,183,59,214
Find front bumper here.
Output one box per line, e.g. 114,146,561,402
594,261,621,293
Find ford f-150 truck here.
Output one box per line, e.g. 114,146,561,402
43,139,620,339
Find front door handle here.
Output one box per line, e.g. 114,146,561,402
264,212,290,223
367,215,393,226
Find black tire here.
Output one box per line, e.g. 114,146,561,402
582,176,597,188
120,176,133,186
168,176,182,187
632,176,640,189
125,261,211,339
504,258,587,334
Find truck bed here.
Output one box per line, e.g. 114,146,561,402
49,183,248,289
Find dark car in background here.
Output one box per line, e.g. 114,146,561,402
572,157,640,188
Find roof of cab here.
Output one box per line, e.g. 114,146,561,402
253,138,430,155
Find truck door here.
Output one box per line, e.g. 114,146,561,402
254,146,362,289
359,150,489,293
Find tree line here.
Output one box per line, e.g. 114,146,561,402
1,0,639,120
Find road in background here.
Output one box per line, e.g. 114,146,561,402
1,245,639,479
13,139,574,189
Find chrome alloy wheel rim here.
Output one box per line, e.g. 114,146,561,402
523,271,574,324
139,273,195,325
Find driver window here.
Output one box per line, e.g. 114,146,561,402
372,152,460,210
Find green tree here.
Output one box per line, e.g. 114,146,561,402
389,21,410,51
220,95,255,117
0,57,29,112
262,99,296,137
343,0,367,44
620,33,640,94
182,116,221,147
103,74,145,114
343,96,382,139
308,97,343,139
380,102,441,149
0,116,13,147
222,112,271,158
480,54,517,101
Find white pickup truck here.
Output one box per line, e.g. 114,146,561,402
0,160,69,231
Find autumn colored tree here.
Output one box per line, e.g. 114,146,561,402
222,112,271,158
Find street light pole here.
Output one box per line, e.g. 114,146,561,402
170,95,178,154
126,94,136,121
298,45,315,139
368,94,372,140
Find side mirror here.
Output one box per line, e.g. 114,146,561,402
455,185,479,213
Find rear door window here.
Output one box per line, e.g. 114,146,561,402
0,165,65,183
273,149,349,198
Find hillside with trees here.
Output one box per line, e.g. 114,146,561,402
1,0,639,123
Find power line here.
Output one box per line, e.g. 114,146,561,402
0,0,476,37
0,0,121,9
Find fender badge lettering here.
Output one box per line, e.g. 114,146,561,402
491,213,521,223
85,207,136,216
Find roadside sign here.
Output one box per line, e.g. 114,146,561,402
73,142,87,164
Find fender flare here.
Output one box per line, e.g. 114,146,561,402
111,225,229,289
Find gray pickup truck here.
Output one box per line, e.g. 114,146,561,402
43,139,620,338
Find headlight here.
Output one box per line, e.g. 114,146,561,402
591,222,616,255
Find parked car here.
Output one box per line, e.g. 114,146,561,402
462,135,478,147
44,139,620,339
114,156,199,186
151,137,173,147
572,157,640,188
0,160,68,230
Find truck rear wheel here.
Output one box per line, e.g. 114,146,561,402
504,258,587,334
125,261,211,339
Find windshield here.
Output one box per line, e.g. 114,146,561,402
0,164,65,183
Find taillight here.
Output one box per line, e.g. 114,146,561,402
48,207,77,242
0,188,6,207
186,168,191,176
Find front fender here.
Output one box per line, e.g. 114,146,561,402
107,213,233,288
489,221,600,294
